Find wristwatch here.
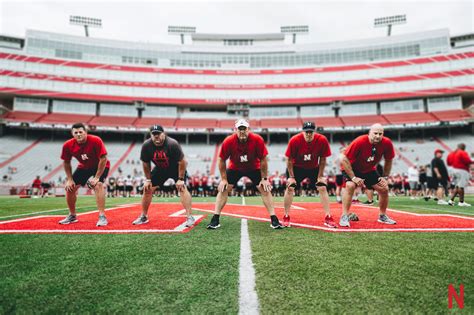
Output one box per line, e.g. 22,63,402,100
145,179,151,182
263,177,268,181
178,177,184,181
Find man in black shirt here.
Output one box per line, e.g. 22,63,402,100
132,125,195,226
431,149,449,205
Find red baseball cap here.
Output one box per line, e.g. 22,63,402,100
434,149,444,154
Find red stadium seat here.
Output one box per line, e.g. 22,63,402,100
383,112,438,124
134,117,176,129
306,117,344,128
38,113,94,124
341,115,389,127
259,118,302,129
175,118,218,129
89,116,137,127
430,110,472,122
2,111,45,123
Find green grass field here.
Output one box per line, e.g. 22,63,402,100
0,195,473,314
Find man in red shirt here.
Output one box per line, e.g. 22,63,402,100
447,143,472,207
207,119,283,229
32,175,42,196
59,123,110,226
340,123,396,227
283,121,337,228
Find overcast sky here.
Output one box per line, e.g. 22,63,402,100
0,0,472,45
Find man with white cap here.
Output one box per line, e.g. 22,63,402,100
339,123,396,227
207,119,283,229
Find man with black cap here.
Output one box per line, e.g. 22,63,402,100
207,119,283,229
283,121,337,228
132,125,195,227
431,148,450,205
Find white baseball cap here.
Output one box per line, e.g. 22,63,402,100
235,119,250,128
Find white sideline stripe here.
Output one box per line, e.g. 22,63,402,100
290,205,306,210
0,203,140,220
0,229,186,234
386,205,474,217
242,195,246,206
193,208,474,232
239,219,260,315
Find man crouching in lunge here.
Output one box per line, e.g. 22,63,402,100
207,119,283,229
339,123,396,227
132,125,195,227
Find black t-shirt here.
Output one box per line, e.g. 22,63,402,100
431,157,448,179
140,136,184,170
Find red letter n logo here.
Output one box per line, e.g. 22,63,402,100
448,284,464,309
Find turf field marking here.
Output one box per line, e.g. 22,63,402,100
388,205,474,217
193,207,474,232
242,195,246,206
239,219,260,315
0,203,140,220
0,229,188,234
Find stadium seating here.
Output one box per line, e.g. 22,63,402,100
430,109,472,122
38,113,94,125
2,111,45,123
89,116,137,127
260,118,302,129
175,118,218,129
341,115,389,127
382,112,438,125
134,117,176,129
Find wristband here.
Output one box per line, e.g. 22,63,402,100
351,177,357,181
178,177,184,181
145,179,151,182
262,177,268,181
289,176,295,179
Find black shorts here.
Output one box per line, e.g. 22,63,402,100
432,177,448,190
286,167,319,189
342,170,380,188
227,169,261,187
151,167,179,187
336,174,344,186
72,167,109,186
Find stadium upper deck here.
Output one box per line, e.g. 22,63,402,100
0,28,472,132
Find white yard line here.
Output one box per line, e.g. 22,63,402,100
238,219,260,315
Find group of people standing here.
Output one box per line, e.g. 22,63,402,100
57,120,406,229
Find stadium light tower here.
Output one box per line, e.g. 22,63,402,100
280,25,309,44
69,15,102,37
374,14,406,37
168,26,196,44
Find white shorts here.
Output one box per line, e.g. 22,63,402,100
451,168,470,188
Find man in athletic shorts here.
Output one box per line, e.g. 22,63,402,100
447,143,472,207
283,121,337,228
339,123,396,227
206,119,283,229
59,123,110,226
132,125,195,227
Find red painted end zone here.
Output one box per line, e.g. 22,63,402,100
194,202,474,232
0,204,205,234
1,202,473,234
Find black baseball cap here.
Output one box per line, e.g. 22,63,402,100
302,121,316,131
150,125,164,134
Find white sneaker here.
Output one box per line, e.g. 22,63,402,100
185,215,196,227
458,202,471,207
437,200,449,205
448,200,454,206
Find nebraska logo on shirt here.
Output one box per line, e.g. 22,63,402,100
304,154,311,161
153,151,169,168
240,155,248,163
367,156,375,162
81,154,89,160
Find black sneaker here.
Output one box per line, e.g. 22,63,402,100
363,200,374,205
207,215,220,229
270,216,284,229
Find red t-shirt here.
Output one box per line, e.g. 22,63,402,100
344,135,395,174
450,149,472,171
219,133,268,171
61,134,110,169
285,132,331,169
32,179,42,188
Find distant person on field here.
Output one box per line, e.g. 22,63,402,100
447,143,472,207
